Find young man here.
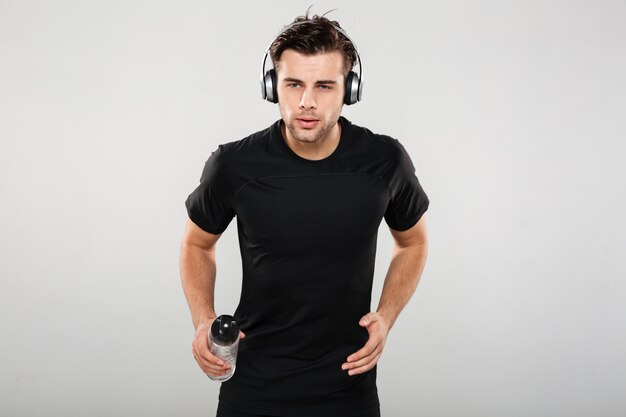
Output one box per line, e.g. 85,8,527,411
180,12,429,417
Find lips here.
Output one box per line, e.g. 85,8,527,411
296,118,319,129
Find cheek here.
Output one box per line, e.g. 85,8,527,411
277,101,294,121
277,89,299,108
330,93,345,110
329,88,346,106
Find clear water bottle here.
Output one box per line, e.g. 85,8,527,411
207,315,240,382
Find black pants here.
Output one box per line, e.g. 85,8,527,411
216,402,381,417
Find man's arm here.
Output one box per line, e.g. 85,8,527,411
342,213,429,375
180,218,243,377
376,213,429,328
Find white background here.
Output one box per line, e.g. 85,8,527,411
1,1,625,416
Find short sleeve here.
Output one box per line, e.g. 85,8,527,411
384,140,430,231
185,146,235,234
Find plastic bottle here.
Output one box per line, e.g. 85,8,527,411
207,314,240,382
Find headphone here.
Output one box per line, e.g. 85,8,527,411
260,21,363,105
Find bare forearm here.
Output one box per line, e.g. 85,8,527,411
376,242,428,329
180,243,218,330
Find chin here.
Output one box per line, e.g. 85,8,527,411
292,130,320,143
302,121,332,139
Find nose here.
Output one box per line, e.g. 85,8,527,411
298,87,317,110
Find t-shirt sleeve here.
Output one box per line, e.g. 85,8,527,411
185,145,235,234
384,140,430,231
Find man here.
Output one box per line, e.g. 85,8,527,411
180,12,429,417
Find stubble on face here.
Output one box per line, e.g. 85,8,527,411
275,50,346,147
280,108,341,145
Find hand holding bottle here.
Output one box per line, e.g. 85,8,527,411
207,315,241,381
191,316,245,380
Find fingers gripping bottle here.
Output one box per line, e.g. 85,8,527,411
208,315,240,382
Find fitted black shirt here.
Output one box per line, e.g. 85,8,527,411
185,117,429,417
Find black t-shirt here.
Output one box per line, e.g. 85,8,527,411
185,117,429,417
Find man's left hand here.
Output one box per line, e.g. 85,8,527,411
342,312,390,376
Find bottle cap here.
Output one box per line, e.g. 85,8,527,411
210,315,240,346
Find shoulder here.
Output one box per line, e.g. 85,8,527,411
197,123,274,190
348,119,408,163
203,123,274,179
215,124,273,163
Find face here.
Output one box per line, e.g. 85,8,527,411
275,49,345,145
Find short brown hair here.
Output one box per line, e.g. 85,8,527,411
269,11,358,77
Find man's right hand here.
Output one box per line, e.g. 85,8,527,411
191,319,246,378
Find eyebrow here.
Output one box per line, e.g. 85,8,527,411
283,77,338,85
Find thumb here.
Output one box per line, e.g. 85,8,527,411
359,312,377,327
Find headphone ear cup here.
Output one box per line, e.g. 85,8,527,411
344,71,361,105
263,69,278,103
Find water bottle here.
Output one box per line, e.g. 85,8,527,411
207,314,240,382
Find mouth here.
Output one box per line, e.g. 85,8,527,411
296,118,320,129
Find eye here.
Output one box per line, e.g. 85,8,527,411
287,83,301,88
318,85,333,90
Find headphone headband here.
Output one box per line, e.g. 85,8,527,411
260,20,363,105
